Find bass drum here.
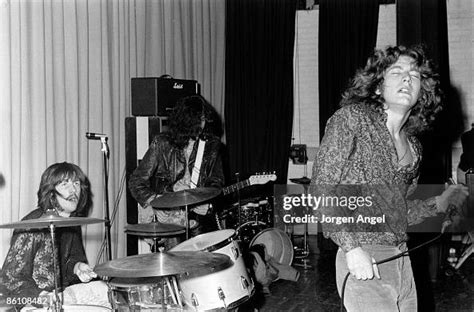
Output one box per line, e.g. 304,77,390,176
249,228,294,266
171,229,254,311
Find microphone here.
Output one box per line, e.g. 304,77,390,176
86,132,107,140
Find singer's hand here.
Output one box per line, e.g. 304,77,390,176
345,247,380,280
74,262,97,282
436,184,468,214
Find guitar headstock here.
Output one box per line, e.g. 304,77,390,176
248,172,277,186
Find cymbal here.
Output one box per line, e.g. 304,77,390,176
151,187,221,208
125,223,185,237
0,215,106,229
290,176,311,185
94,250,232,278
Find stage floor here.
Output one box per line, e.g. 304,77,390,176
240,235,474,312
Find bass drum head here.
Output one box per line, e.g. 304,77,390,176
249,228,293,266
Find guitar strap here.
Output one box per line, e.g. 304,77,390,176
190,139,206,189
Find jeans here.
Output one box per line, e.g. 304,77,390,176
336,244,417,312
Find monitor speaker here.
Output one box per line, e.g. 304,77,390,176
131,77,199,116
125,116,168,255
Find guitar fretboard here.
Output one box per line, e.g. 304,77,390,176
222,179,251,196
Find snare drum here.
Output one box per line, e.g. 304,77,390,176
171,229,254,311
108,277,182,311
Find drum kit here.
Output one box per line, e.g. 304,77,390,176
0,186,269,311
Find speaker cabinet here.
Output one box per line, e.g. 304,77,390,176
125,116,168,255
131,77,199,116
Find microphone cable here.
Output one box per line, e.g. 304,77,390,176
339,232,444,312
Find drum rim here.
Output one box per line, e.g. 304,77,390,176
171,229,237,252
108,276,163,287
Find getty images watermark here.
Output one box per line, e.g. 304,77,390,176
272,184,391,228
281,193,386,225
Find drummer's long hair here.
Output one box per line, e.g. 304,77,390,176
37,162,92,217
167,95,223,149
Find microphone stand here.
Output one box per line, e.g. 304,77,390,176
236,173,242,227
100,137,112,261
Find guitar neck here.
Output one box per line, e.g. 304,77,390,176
222,179,251,196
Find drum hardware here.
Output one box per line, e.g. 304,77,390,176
151,187,221,239
235,172,243,229
288,179,313,270
0,210,106,312
170,229,255,311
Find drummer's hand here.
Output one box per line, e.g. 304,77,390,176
38,290,54,307
193,204,210,215
74,262,97,282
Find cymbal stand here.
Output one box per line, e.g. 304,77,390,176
185,205,190,239
49,223,63,312
293,184,312,270
236,173,242,227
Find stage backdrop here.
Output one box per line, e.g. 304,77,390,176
0,0,225,265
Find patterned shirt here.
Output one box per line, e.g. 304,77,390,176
1,209,88,302
311,103,438,252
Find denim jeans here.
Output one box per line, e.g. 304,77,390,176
335,244,417,312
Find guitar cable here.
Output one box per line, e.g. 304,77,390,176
339,203,458,312
339,233,443,312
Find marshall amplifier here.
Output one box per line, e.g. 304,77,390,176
125,116,168,255
131,77,200,116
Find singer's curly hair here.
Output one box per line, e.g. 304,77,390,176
37,162,92,217
167,95,222,149
341,45,443,134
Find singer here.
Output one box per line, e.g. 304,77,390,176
1,162,109,309
311,45,468,311
128,95,225,249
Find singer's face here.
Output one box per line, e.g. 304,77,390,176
55,178,81,215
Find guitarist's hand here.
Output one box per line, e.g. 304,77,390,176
193,203,210,215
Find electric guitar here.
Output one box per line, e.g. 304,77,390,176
222,173,277,196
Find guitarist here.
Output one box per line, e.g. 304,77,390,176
129,95,225,249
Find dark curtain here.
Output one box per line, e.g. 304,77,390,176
397,0,462,184
318,0,380,138
225,0,296,185
397,2,464,311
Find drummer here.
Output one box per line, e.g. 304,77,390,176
1,162,106,309
129,95,225,249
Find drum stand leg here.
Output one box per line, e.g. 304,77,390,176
293,221,313,270
185,205,190,240
49,223,64,311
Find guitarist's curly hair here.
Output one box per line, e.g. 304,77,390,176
167,95,222,149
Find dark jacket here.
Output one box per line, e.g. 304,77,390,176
129,133,225,208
